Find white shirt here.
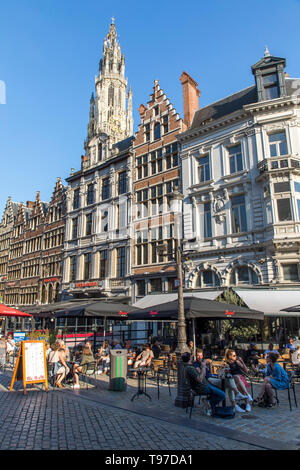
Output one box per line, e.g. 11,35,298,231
6,339,15,353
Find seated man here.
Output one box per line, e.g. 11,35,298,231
264,343,280,359
133,343,153,377
245,343,260,371
193,349,246,413
182,352,225,413
285,338,296,359
151,340,161,360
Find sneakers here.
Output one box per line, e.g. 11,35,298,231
236,392,248,400
247,394,253,402
73,384,80,389
235,404,246,413
246,403,251,412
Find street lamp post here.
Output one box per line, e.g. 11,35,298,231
169,189,191,408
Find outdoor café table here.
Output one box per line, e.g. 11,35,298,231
131,367,151,402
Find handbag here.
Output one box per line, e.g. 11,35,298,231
213,406,235,419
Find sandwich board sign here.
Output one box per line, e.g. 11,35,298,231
10,340,48,395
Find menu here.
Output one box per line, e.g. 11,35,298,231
24,341,46,382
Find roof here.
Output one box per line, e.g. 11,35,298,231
190,78,300,130
113,136,134,153
234,289,300,316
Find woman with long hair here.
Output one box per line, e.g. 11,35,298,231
253,352,290,407
73,344,95,389
224,349,253,412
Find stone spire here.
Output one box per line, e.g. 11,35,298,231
85,19,133,146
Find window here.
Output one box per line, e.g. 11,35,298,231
295,182,300,193
102,178,110,200
231,195,247,233
136,154,148,179
99,250,107,278
154,106,159,116
101,210,108,232
145,123,150,142
282,264,299,281
71,217,78,240
150,278,162,293
116,247,126,278
151,149,163,175
198,155,210,182
274,182,290,193
154,122,161,140
86,184,94,205
204,203,212,238
118,172,127,195
136,230,148,265
230,266,258,285
73,189,80,210
84,253,92,280
108,85,114,106
136,189,148,219
85,213,93,236
277,198,292,221
163,115,169,134
165,143,178,169
196,270,220,287
263,73,279,100
70,256,77,282
98,143,103,161
136,279,145,296
269,132,288,157
229,145,243,174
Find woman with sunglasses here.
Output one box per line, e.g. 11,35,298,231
224,349,253,412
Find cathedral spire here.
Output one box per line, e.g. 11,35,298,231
85,19,133,147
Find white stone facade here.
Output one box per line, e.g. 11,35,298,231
179,53,300,292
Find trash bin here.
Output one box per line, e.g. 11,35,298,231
109,349,128,391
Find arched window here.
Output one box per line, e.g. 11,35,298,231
196,269,220,288
230,266,258,285
108,85,114,107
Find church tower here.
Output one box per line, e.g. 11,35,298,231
86,18,133,153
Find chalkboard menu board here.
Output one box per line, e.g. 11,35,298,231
10,340,48,395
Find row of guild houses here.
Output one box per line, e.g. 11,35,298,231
1,20,300,320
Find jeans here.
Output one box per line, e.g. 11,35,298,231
203,384,226,408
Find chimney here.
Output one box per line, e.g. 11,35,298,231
81,154,89,169
180,71,200,127
26,201,35,209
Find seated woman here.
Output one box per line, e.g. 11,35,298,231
194,349,248,414
73,344,95,389
125,340,136,366
96,340,111,374
253,352,290,407
48,341,70,388
224,349,253,412
291,345,300,369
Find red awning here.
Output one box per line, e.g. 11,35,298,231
0,304,32,317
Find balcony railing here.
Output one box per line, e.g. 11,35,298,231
258,155,300,175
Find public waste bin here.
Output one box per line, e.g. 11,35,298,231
109,349,128,391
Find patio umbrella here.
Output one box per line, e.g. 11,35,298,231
0,304,32,317
54,300,135,318
126,296,264,321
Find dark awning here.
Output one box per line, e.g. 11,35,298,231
126,296,263,321
55,300,134,318
280,304,300,313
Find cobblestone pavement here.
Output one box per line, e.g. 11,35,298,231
1,368,299,450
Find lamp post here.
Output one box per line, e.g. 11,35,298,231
169,188,190,408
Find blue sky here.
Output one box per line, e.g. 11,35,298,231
0,0,300,215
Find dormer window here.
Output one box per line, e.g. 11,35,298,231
262,73,279,100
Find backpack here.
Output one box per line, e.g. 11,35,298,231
213,406,235,419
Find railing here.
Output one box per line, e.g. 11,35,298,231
258,155,300,175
